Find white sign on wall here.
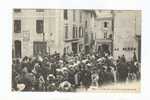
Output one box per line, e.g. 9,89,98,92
23,31,30,41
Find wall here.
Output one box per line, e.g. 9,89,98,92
113,10,141,61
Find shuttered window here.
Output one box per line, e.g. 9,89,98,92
14,20,21,33
36,20,44,33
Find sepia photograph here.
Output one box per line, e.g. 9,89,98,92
12,9,141,92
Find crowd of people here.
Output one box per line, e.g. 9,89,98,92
12,51,140,92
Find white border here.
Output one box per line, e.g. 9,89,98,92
0,0,149,100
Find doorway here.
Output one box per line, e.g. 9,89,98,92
85,45,90,54
102,44,110,55
72,42,78,54
14,40,21,58
33,41,47,56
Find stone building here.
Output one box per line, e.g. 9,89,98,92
82,10,96,53
63,9,84,55
94,10,113,56
113,10,141,61
13,9,65,58
12,9,141,61
94,10,141,61
12,9,94,58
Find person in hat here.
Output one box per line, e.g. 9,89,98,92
59,81,72,92
80,65,91,91
46,74,57,91
91,70,99,87
38,73,45,91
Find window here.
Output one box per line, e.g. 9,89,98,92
36,9,44,12
14,20,21,33
80,12,82,23
115,48,119,51
73,10,76,22
104,32,107,38
79,44,83,52
91,33,94,41
73,26,75,38
76,27,78,38
79,27,81,38
65,25,68,39
85,33,89,43
104,22,108,28
109,34,112,39
14,40,21,58
134,48,136,50
14,9,21,13
64,48,67,54
91,12,93,18
64,10,68,20
82,27,84,37
36,20,44,33
85,20,87,28
128,47,130,50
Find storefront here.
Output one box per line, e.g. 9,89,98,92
96,39,113,56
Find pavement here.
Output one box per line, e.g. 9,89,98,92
76,81,140,92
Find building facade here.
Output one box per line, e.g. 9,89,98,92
63,9,84,55
12,9,94,58
113,10,141,61
94,10,113,56
82,10,96,53
12,9,141,61
13,9,65,58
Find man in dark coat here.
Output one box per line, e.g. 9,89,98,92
81,66,91,90
118,61,128,82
